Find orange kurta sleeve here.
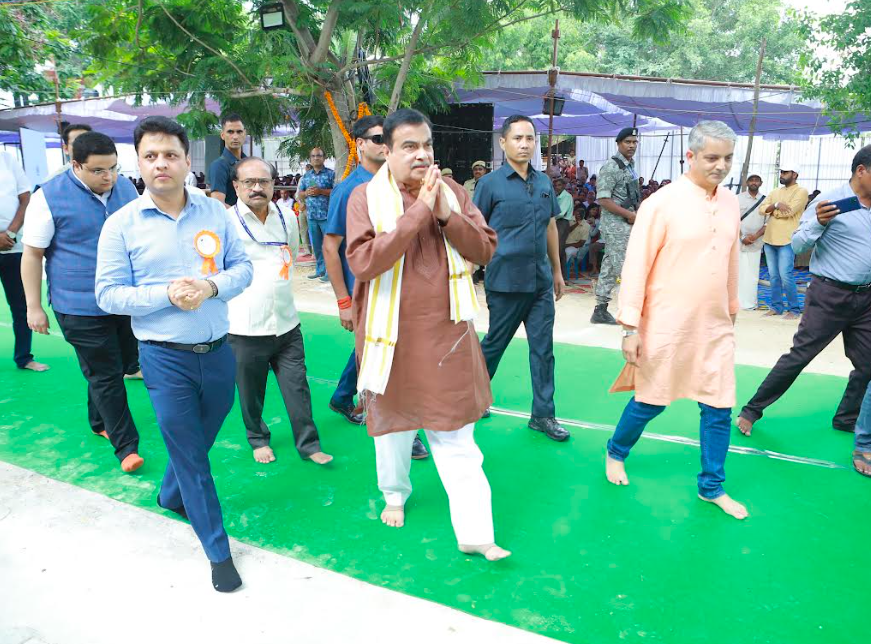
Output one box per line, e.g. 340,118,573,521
345,185,433,282
616,199,667,329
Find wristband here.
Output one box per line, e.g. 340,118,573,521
206,279,218,298
337,296,352,310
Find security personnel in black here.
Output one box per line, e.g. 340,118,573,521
474,114,569,442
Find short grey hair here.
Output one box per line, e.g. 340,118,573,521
687,120,737,152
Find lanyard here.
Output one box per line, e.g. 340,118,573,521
234,204,288,247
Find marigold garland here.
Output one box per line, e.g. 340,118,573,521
324,91,372,180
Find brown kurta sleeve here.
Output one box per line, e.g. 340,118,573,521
345,184,433,282
440,179,497,266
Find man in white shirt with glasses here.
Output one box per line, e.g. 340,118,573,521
226,157,332,466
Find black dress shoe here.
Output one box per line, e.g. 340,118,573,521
590,303,618,325
211,557,242,593
528,416,570,442
329,401,366,425
412,434,430,460
157,496,188,520
481,408,491,419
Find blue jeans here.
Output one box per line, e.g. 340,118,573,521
308,217,328,276
854,381,871,453
139,342,236,563
607,397,732,499
764,243,800,314
331,348,358,409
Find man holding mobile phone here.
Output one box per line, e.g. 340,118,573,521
737,146,871,474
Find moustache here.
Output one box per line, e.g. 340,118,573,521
249,192,266,198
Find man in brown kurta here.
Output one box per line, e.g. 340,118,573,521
345,108,509,561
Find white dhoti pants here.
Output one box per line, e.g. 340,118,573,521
374,424,495,546
738,249,762,310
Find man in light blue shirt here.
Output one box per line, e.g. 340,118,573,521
96,116,252,593
737,145,871,479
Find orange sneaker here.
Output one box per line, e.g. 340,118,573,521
121,453,144,473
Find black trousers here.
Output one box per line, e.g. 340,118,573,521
228,326,321,457
54,312,140,461
556,218,571,280
0,253,33,368
480,287,556,418
741,277,871,429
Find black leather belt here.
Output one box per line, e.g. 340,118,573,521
143,335,227,354
815,275,871,293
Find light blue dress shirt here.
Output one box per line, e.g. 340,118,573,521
792,182,871,286
96,189,253,343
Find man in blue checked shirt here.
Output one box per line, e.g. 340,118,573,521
96,116,252,593
297,147,335,281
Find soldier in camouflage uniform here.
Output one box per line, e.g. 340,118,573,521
591,127,641,325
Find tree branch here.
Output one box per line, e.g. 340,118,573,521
155,0,255,89
311,0,343,64
135,0,143,50
338,1,550,75
232,87,308,98
280,0,317,61
389,7,429,113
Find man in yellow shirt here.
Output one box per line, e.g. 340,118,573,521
760,163,808,319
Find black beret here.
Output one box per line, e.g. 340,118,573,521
616,127,638,142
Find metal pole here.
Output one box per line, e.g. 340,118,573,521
650,133,670,180
546,19,560,171
679,127,685,174
52,60,64,163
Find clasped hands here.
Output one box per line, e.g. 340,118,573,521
416,165,453,224
168,277,212,311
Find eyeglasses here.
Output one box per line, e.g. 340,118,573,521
81,164,119,177
360,134,384,145
239,178,274,188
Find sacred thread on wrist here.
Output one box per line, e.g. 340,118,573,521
337,296,352,310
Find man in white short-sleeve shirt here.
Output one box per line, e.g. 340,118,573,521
0,151,47,372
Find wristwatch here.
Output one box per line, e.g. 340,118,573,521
621,328,638,338
6,230,17,241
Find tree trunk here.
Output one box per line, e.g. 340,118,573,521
388,8,429,113
739,38,766,191
321,80,357,182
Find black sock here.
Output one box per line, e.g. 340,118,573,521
211,558,242,593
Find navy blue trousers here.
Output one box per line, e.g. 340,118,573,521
331,348,358,408
480,287,556,418
139,341,235,563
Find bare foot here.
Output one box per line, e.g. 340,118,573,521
736,416,753,437
253,446,276,464
763,309,781,317
95,430,110,440
381,505,405,528
606,454,629,485
783,312,800,320
698,493,749,520
853,452,871,477
120,453,145,473
459,544,512,561
307,451,334,465
124,370,144,380
22,361,49,372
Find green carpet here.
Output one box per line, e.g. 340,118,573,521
0,311,866,644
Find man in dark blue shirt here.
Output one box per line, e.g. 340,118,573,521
322,115,429,458
474,114,569,442
208,113,247,207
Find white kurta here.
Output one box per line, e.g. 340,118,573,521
737,191,766,310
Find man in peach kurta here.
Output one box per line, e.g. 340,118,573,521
605,120,749,520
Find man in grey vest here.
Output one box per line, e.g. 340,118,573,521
21,131,144,473
592,127,641,325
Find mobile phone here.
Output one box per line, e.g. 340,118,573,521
829,196,862,214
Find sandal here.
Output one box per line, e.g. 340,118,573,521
852,450,871,478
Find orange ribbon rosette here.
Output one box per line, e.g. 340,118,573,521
194,230,221,275
279,245,292,280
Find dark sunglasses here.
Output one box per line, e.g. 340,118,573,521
360,134,384,144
